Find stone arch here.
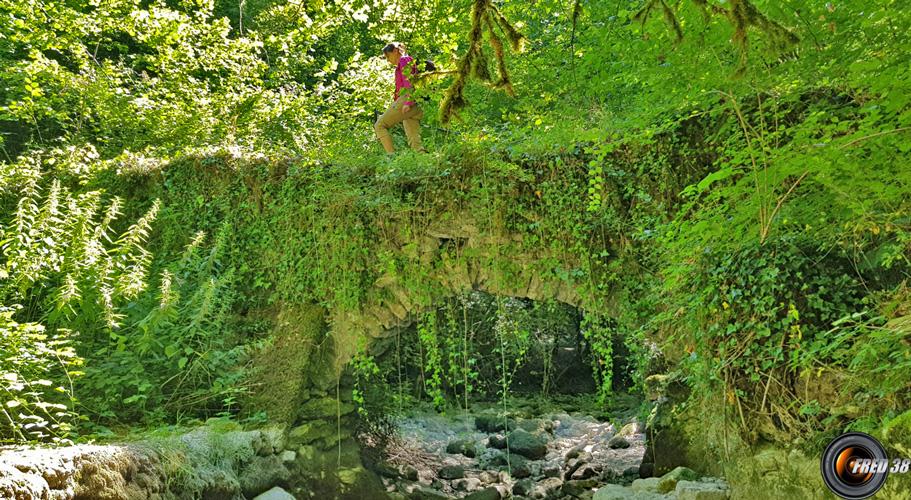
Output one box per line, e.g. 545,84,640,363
247,211,590,424
324,214,582,386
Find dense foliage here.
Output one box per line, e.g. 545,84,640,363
0,0,908,479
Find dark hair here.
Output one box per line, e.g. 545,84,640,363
382,42,405,54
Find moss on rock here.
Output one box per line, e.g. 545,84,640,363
244,303,328,423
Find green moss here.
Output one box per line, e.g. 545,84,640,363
883,409,911,457
243,303,328,423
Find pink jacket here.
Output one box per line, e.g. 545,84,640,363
395,55,418,107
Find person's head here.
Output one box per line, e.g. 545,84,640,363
382,42,406,65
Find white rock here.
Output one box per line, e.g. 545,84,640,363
253,486,297,500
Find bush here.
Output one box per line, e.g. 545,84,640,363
0,305,82,444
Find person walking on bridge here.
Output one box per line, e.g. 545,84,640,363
375,42,425,153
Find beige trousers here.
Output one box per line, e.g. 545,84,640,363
375,95,424,153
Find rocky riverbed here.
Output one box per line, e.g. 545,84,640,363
365,405,730,500
0,402,730,499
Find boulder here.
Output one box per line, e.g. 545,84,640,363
608,436,630,449
401,465,419,481
438,465,465,480
571,465,598,480
446,439,478,458
409,485,452,499
563,453,592,480
511,461,532,479
506,428,548,460
512,478,535,496
517,418,553,434
464,487,502,500
475,414,514,433
564,446,584,460
478,471,498,485
543,465,561,478
594,483,667,500
488,435,508,449
638,462,654,479
656,466,698,493
453,477,482,491
372,462,400,479
592,484,629,500
487,453,529,477
531,477,564,499
674,480,730,500
562,479,599,497
630,477,661,494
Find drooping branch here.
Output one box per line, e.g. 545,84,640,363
633,0,799,73
438,0,527,124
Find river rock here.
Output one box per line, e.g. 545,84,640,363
563,453,591,479
464,487,502,500
401,465,419,481
532,477,564,498
543,465,561,478
638,462,654,478
656,466,698,493
512,462,532,479
446,439,478,458
565,445,584,460
438,465,465,480
675,480,730,500
254,486,296,500
373,461,400,479
622,466,639,479
453,477,482,491
488,452,530,477
475,414,514,433
608,435,630,449
631,477,661,493
418,469,434,485
478,471,498,485
512,478,535,496
592,484,629,500
506,428,548,460
488,434,508,449
571,465,599,480
409,485,453,499
517,418,553,434
562,479,599,497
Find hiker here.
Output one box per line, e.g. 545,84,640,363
375,42,425,153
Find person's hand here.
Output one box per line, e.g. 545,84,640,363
402,104,412,114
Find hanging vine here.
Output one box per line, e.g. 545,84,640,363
633,0,799,74
437,0,528,124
